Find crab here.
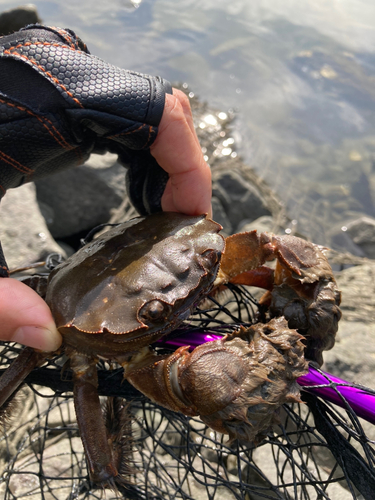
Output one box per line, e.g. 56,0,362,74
0,212,341,488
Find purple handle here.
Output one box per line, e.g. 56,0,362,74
298,365,375,424
159,330,375,425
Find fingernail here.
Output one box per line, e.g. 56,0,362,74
12,326,62,352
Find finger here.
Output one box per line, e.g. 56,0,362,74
171,88,200,148
150,93,212,216
0,278,61,352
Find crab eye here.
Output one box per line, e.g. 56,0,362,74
138,300,171,323
200,249,220,268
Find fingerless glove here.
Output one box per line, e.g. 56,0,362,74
0,25,172,275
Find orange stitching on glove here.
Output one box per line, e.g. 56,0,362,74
0,265,10,277
144,125,153,149
0,98,74,151
0,150,34,175
108,124,156,149
4,45,84,109
49,27,75,48
107,123,145,139
7,41,77,53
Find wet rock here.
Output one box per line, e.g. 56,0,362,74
323,260,375,388
351,172,375,217
0,5,41,36
330,225,366,257
211,196,232,234
238,215,278,234
342,216,375,259
0,183,66,269
35,155,124,239
181,83,236,164
84,152,127,199
212,170,272,233
249,440,353,500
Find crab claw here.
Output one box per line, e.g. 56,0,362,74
125,317,308,445
215,231,341,366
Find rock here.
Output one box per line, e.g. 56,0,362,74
330,225,366,257
323,320,375,389
8,436,84,498
211,196,232,234
314,258,375,488
342,216,375,259
35,155,125,239
323,260,375,387
179,83,236,165
84,152,127,199
0,183,66,269
0,5,41,36
212,170,272,233
249,440,353,499
350,171,375,217
238,215,278,234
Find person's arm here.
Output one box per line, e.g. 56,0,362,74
0,26,211,351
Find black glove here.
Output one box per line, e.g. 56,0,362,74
0,25,172,276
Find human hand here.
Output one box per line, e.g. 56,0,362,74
151,89,212,217
0,277,61,351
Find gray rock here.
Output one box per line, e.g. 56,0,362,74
250,440,353,499
35,156,124,239
0,5,41,36
84,153,127,199
351,171,375,217
238,215,278,234
0,183,66,269
330,225,366,257
343,216,375,259
320,259,375,479
211,196,232,234
212,170,272,233
322,260,375,388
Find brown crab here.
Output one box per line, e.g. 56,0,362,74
0,212,341,487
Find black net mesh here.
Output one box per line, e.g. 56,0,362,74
1,283,375,500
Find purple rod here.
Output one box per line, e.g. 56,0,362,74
159,330,375,425
298,365,375,425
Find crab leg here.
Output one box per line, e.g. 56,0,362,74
69,352,119,485
0,347,46,413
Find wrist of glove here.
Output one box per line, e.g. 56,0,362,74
0,25,172,216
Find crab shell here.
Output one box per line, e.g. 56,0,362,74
45,212,225,358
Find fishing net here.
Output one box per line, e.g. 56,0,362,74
1,282,375,500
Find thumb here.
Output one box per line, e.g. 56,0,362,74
0,278,61,352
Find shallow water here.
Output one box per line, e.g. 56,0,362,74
1,0,375,247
